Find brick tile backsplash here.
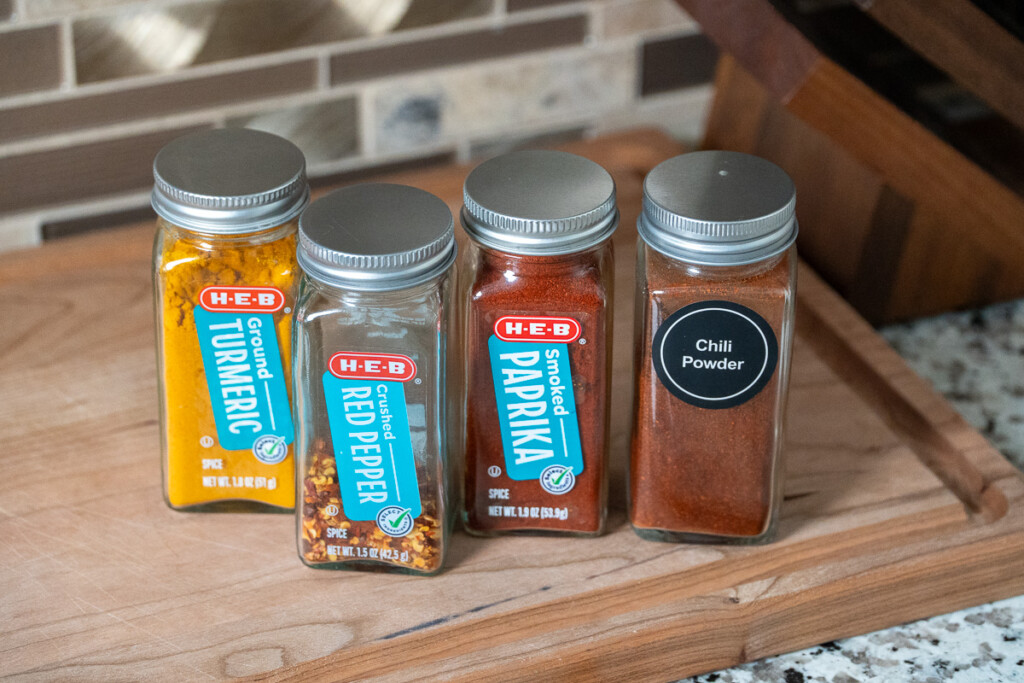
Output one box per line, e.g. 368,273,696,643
601,0,697,39
309,151,458,191
41,205,156,241
640,32,719,96
373,47,635,154
0,0,716,251
24,0,139,20
73,0,493,84
507,0,582,12
330,14,588,85
469,126,587,160
0,60,318,145
226,96,359,165
393,0,492,31
0,25,63,97
0,127,208,214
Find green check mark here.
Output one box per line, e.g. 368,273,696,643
553,467,573,486
390,508,411,528
264,436,286,458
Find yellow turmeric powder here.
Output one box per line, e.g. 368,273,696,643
150,128,309,512
155,220,298,510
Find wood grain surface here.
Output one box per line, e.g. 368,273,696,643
1,131,1022,682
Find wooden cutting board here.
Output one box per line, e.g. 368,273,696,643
1,130,1021,682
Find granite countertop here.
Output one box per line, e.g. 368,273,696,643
689,299,1024,683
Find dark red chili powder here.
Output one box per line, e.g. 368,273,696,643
629,249,794,540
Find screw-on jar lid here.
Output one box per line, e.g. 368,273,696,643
152,128,310,234
298,183,456,291
639,151,798,266
461,150,618,255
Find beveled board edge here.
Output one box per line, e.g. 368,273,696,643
247,255,1024,682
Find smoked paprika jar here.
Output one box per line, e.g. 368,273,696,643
630,151,797,544
152,128,309,512
460,150,617,536
293,184,456,574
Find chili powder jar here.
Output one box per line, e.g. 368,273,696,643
293,183,456,574
630,151,798,544
460,150,617,536
152,128,309,512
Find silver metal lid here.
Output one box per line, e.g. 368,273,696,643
461,150,618,255
639,151,798,266
298,183,456,291
152,128,309,234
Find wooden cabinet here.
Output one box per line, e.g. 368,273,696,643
679,0,1024,323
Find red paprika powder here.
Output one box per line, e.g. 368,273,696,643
630,151,798,544
460,150,617,535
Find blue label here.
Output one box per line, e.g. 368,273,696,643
322,375,422,522
487,337,584,481
194,308,294,453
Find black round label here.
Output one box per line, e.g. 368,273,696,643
652,300,778,409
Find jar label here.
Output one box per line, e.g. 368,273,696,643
652,300,778,409
194,286,294,455
322,356,422,529
488,316,584,485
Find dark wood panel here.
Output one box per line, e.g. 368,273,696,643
863,0,1024,133
683,0,1024,321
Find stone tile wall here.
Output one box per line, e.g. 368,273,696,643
0,0,717,251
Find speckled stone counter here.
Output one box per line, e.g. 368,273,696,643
687,299,1024,683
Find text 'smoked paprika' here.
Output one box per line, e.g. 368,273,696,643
460,150,618,536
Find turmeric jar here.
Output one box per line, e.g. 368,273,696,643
152,129,309,512
630,151,797,544
293,184,456,574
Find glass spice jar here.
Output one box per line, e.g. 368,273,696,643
630,151,798,544
293,183,456,574
152,128,309,512
460,150,618,536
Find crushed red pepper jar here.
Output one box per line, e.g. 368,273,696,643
460,150,618,536
292,184,457,574
630,151,798,544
